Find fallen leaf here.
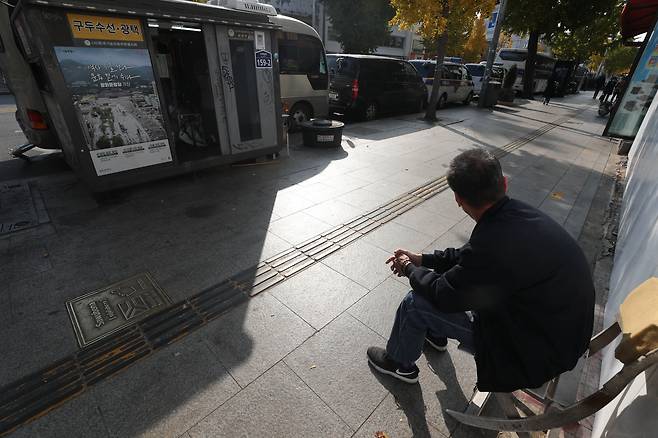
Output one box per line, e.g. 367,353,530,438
375,432,390,438
550,192,564,200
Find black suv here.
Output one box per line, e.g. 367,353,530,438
327,54,427,121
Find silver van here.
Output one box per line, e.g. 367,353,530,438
409,60,475,108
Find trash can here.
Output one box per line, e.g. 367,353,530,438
300,119,345,148
482,81,502,108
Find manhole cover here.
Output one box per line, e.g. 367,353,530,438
0,182,37,235
66,272,172,348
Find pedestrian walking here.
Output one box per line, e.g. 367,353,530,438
543,77,557,105
367,149,595,392
613,76,628,101
593,75,606,99
600,77,617,103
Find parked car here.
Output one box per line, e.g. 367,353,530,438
465,63,506,95
327,54,427,121
408,60,475,108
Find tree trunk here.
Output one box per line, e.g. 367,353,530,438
523,30,539,99
424,32,449,121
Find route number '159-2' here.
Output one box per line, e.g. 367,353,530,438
255,50,272,69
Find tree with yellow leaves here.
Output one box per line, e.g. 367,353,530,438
390,0,495,121
461,17,488,63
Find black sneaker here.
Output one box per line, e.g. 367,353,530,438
367,346,419,384
425,335,448,352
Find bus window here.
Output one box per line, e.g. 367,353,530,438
499,50,527,62
279,34,325,78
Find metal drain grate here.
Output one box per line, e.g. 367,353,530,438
0,113,576,436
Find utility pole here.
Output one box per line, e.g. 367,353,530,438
478,0,508,108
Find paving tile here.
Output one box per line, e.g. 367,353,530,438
268,211,332,245
284,313,388,429
187,362,352,438
270,190,317,218
394,208,457,240
305,199,365,226
319,173,371,193
353,394,446,438
362,180,410,199
8,392,109,438
539,197,573,225
0,274,11,328
201,292,314,387
389,170,433,189
419,191,467,222
322,239,394,290
368,343,479,436
423,228,470,254
9,262,107,318
212,228,292,273
296,181,352,203
269,262,369,330
90,333,239,438
507,185,551,208
348,277,410,339
347,167,390,184
363,221,435,254
1,240,53,285
337,188,391,211
0,311,78,387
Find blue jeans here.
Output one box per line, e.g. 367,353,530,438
386,290,475,368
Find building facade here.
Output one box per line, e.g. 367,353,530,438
259,0,424,59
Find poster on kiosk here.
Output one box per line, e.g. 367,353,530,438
54,14,172,176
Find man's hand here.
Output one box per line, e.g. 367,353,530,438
394,249,421,266
386,250,419,277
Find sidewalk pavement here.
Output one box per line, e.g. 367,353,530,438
1,93,615,437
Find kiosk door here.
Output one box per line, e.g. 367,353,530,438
215,26,277,154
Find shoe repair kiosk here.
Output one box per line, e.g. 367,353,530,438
10,0,283,190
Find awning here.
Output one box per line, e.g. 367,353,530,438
621,0,658,39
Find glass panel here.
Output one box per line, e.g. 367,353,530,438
466,64,485,76
328,56,358,78
279,35,324,75
403,62,419,80
446,65,462,80
607,22,658,139
409,61,434,78
229,39,261,142
499,50,526,62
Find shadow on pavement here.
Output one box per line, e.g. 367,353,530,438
2,140,349,436
0,152,71,182
368,362,437,438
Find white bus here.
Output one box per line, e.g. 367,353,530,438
495,48,556,94
269,15,328,130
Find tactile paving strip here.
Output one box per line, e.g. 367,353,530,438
0,113,575,436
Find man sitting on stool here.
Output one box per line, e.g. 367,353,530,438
367,149,595,392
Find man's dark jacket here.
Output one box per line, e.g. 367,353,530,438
405,196,595,392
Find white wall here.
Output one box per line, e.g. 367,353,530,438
591,85,658,436
324,25,416,59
